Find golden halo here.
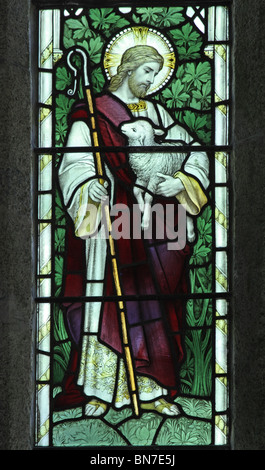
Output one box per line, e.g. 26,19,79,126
103,26,176,95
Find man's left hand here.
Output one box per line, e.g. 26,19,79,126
156,173,184,197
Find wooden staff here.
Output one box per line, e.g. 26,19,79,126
66,47,139,416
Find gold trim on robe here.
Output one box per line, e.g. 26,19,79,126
174,171,208,215
127,100,148,112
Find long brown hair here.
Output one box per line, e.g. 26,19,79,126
108,45,164,92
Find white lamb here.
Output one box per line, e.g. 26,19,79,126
121,118,195,242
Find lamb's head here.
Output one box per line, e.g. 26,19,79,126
121,119,164,145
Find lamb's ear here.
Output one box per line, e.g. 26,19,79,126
154,128,165,136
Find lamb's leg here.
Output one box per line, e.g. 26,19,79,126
133,179,145,213
187,215,196,243
142,183,155,230
142,195,153,230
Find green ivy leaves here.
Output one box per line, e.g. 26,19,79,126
56,94,75,120
89,8,130,31
160,62,211,143
192,82,211,110
162,62,211,110
162,79,190,108
183,112,208,133
196,205,212,245
64,17,103,64
170,23,203,60
190,206,212,268
65,15,91,41
135,7,185,27
64,10,129,53
183,62,211,88
82,36,103,64
56,66,72,91
55,94,75,146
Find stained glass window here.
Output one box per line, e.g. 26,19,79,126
35,2,231,449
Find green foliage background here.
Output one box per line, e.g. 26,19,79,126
53,7,214,442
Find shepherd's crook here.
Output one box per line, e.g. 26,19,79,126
66,47,140,417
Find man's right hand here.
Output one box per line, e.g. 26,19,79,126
89,180,109,203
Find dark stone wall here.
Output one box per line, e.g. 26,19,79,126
231,0,265,450
0,0,34,450
0,0,265,450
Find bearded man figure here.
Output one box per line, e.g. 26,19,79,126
56,44,209,417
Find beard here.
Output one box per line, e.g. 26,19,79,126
128,74,150,99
